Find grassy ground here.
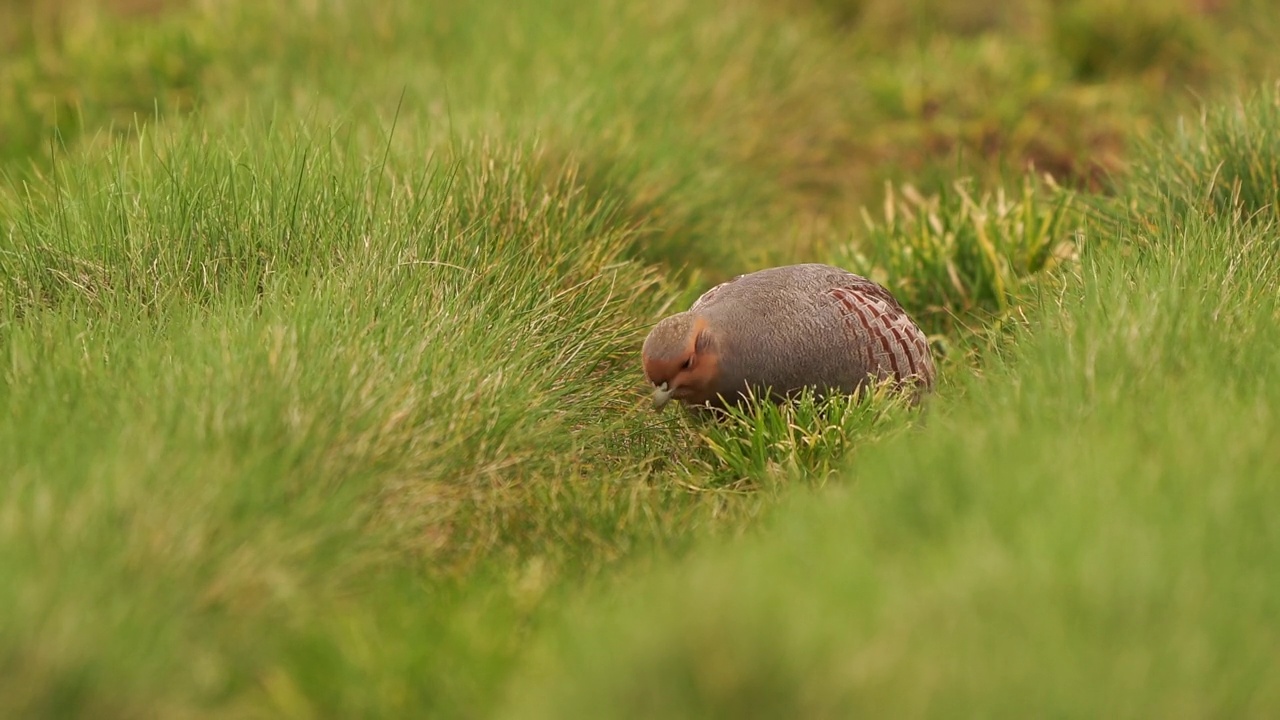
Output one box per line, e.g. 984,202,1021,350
2,0,1279,717
504,112,1280,717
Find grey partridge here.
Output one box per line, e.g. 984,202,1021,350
641,263,935,410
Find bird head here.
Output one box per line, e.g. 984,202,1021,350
641,312,719,410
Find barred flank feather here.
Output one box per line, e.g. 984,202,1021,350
826,280,935,389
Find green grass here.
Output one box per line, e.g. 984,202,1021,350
502,109,1280,718
2,0,1280,717
678,382,919,490
0,119,751,715
835,172,1082,337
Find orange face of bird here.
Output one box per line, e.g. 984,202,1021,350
641,314,718,410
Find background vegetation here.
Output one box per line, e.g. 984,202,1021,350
2,0,1278,716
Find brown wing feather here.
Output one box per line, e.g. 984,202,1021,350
825,277,935,389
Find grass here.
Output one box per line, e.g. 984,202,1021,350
835,172,1082,337
1,0,1279,717
678,382,919,490
1129,82,1280,224
502,109,1280,718
0,119,730,715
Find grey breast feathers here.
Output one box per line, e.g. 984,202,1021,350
687,264,935,395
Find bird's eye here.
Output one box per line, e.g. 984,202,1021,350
680,359,692,370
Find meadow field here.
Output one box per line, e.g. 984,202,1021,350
2,0,1279,716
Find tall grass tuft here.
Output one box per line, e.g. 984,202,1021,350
835,173,1081,336
1130,82,1280,225
678,382,918,489
0,116,734,715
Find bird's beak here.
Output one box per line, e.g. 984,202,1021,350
652,382,673,410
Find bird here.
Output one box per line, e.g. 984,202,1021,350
641,263,935,410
